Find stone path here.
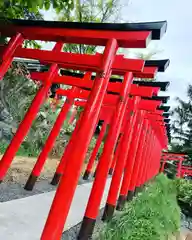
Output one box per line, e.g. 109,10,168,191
0,179,111,240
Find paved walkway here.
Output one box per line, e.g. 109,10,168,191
0,179,111,240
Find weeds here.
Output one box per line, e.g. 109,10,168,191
100,174,180,240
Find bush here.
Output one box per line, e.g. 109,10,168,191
83,136,104,164
175,178,192,218
0,140,39,157
99,174,180,240
176,179,192,205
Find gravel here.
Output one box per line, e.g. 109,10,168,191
61,209,105,240
0,180,57,202
0,174,104,240
0,176,95,203
0,172,108,240
181,213,192,231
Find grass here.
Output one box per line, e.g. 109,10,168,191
0,141,39,158
99,174,181,240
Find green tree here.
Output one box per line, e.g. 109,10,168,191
0,0,74,46
58,0,123,130
171,84,192,166
58,0,122,54
58,0,123,123
0,62,66,156
0,0,74,155
0,0,74,19
0,0,123,158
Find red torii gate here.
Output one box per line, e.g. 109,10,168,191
25,59,168,228
0,19,152,181
180,166,192,177
160,152,188,177
24,60,161,190
46,71,170,237
0,19,170,240
82,97,163,180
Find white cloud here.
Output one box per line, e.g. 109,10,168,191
41,0,192,107
123,0,192,104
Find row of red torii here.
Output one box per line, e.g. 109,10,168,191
160,152,192,177
0,19,172,239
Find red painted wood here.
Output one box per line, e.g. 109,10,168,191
83,72,133,220
85,121,108,174
0,25,151,47
106,97,140,206
0,42,63,181
0,33,24,80
41,39,118,239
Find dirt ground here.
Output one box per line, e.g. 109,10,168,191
1,155,90,184
185,232,192,240
1,155,60,184
177,232,192,240
168,228,192,240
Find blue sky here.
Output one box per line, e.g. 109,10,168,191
42,0,192,109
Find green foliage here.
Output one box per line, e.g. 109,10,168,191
0,141,9,155
58,0,121,55
0,0,74,19
89,136,97,150
59,0,120,23
0,0,122,159
100,174,180,240
0,62,36,142
0,63,73,158
76,106,84,119
0,140,39,157
175,178,192,219
63,119,75,135
23,40,42,49
175,178,192,206
0,0,74,48
90,137,104,156
164,162,177,179
171,84,192,166
84,136,104,163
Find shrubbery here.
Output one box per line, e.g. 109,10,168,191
0,140,39,157
176,178,192,205
99,174,180,240
175,178,192,219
